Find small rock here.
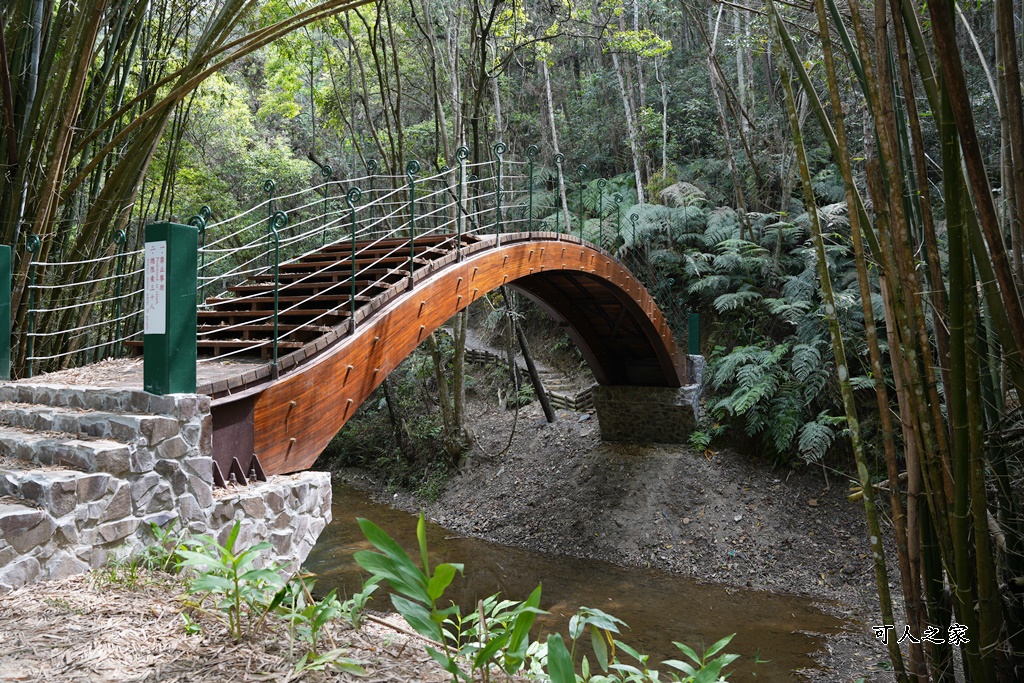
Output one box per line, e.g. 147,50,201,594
733,514,743,522
682,517,691,525
808,498,818,507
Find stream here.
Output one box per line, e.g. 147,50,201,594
303,482,850,682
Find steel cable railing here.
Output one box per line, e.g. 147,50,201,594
21,144,634,377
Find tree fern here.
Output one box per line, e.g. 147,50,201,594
797,418,835,464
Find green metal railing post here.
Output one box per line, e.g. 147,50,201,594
630,212,640,275
688,312,700,355
269,210,287,379
264,178,276,267
440,165,450,233
197,206,211,295
469,173,479,231
407,160,420,281
456,146,469,259
25,234,40,378
614,193,623,246
576,164,588,240
493,142,506,245
113,229,127,357
553,153,565,233
188,214,207,306
321,164,333,246
597,179,607,248
526,144,539,236
346,187,362,332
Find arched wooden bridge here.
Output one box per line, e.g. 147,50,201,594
201,231,687,483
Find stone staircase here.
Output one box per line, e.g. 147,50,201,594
0,384,214,592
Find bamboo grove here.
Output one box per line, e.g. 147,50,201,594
4,0,1024,679
769,0,1024,679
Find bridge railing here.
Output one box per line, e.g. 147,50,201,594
18,144,682,377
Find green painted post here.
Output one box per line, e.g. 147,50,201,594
143,222,198,395
526,145,539,235
597,179,607,248
25,234,40,378
688,312,700,355
554,153,564,233
576,164,588,241
263,179,276,267
321,165,333,246
493,142,506,244
407,160,420,281
346,187,361,331
0,245,9,380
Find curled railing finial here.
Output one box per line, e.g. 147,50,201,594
493,141,507,157
271,210,288,231
527,144,539,160
406,160,421,179
263,178,276,194
598,178,608,189
187,215,206,231
322,164,333,179
346,186,362,207
199,205,212,221
113,229,127,246
576,164,588,180
554,152,565,166
26,233,40,254
456,146,470,161
367,159,379,175
630,212,640,226
614,192,624,204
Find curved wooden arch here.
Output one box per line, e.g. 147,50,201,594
234,233,685,474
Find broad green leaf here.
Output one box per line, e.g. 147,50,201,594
703,633,735,659
591,624,609,671
427,562,458,602
353,550,429,604
662,659,698,676
615,640,645,663
417,513,430,575
671,640,702,664
504,584,544,672
425,645,470,681
391,594,442,641
545,634,575,683
190,574,233,592
472,632,510,668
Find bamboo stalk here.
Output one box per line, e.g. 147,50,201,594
776,30,908,683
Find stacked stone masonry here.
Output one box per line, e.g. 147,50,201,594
0,383,331,592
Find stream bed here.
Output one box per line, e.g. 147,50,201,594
303,482,851,682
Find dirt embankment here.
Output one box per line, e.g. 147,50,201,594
350,398,894,681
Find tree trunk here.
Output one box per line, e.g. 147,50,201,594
516,319,555,423
542,59,571,227
611,51,645,204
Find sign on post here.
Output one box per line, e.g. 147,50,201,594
143,223,197,395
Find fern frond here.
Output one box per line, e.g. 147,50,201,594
798,419,836,463
713,290,763,313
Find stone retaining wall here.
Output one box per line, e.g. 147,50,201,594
0,385,331,592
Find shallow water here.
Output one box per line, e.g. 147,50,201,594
303,483,849,682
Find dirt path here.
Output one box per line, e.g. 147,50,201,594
356,398,894,681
